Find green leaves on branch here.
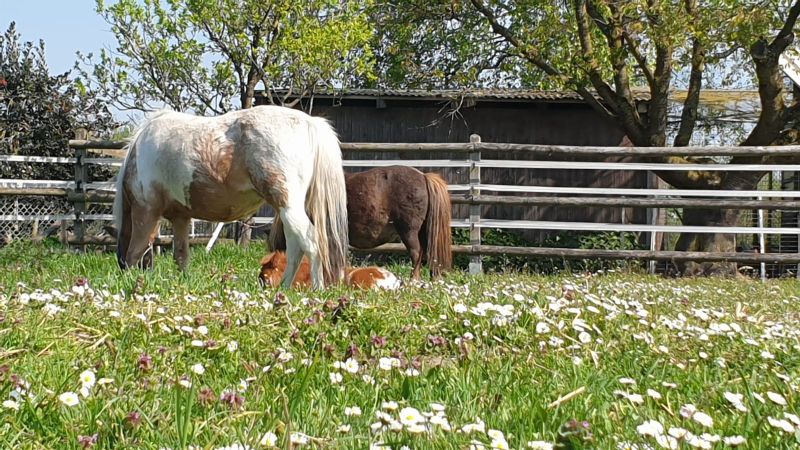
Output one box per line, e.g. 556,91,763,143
82,0,375,114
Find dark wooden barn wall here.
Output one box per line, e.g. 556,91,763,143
318,100,620,145
308,99,646,242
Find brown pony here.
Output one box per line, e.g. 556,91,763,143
270,166,452,279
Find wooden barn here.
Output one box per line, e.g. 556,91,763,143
255,88,651,242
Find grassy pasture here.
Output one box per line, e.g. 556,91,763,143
0,241,798,449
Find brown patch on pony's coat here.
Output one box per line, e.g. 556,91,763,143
259,251,397,290
253,165,289,209
173,126,288,223
235,114,290,209
178,141,266,222
195,135,234,185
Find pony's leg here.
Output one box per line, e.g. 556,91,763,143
278,205,322,289
398,227,424,280
125,205,161,270
282,230,304,289
141,245,154,270
171,216,191,271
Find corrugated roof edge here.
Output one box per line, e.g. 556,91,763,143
259,88,652,103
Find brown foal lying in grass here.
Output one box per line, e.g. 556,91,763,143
259,251,401,291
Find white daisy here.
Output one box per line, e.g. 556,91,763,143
636,420,664,437
58,391,79,407
2,400,19,411
398,407,424,426
766,391,787,406
260,432,277,447
722,436,745,446
692,411,713,428
344,358,360,374
79,369,96,389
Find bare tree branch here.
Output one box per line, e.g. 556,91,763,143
469,0,645,139
673,38,704,147
708,44,740,61
621,31,655,86
776,0,800,44
574,0,645,142
673,0,704,147
742,0,800,146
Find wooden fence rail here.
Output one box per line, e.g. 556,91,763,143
5,188,800,211
2,137,800,275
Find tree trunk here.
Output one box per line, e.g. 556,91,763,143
672,171,766,276
674,207,743,276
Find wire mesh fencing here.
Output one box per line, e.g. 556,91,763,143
0,194,250,248
0,196,72,245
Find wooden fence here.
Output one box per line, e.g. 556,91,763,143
3,137,800,276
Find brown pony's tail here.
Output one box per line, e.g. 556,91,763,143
423,172,452,277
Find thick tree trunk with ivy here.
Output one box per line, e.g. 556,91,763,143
674,209,741,275
672,173,765,276
657,168,773,274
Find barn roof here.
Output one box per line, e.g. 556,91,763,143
262,88,652,104
260,88,766,120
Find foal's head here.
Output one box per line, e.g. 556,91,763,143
258,251,289,287
258,251,312,288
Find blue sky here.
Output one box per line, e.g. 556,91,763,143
4,1,114,75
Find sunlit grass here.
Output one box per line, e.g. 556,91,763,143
0,241,798,449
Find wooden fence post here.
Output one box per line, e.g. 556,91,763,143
469,134,483,275
239,217,254,248
72,133,88,253
647,172,658,274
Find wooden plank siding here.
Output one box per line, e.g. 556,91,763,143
255,93,648,242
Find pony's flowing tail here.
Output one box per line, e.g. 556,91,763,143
305,117,349,284
424,173,452,277
113,141,134,269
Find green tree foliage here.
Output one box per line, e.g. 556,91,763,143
376,0,798,149
370,1,520,88
82,0,376,113
0,22,116,181
375,0,800,273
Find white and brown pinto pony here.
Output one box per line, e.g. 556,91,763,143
113,106,349,289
